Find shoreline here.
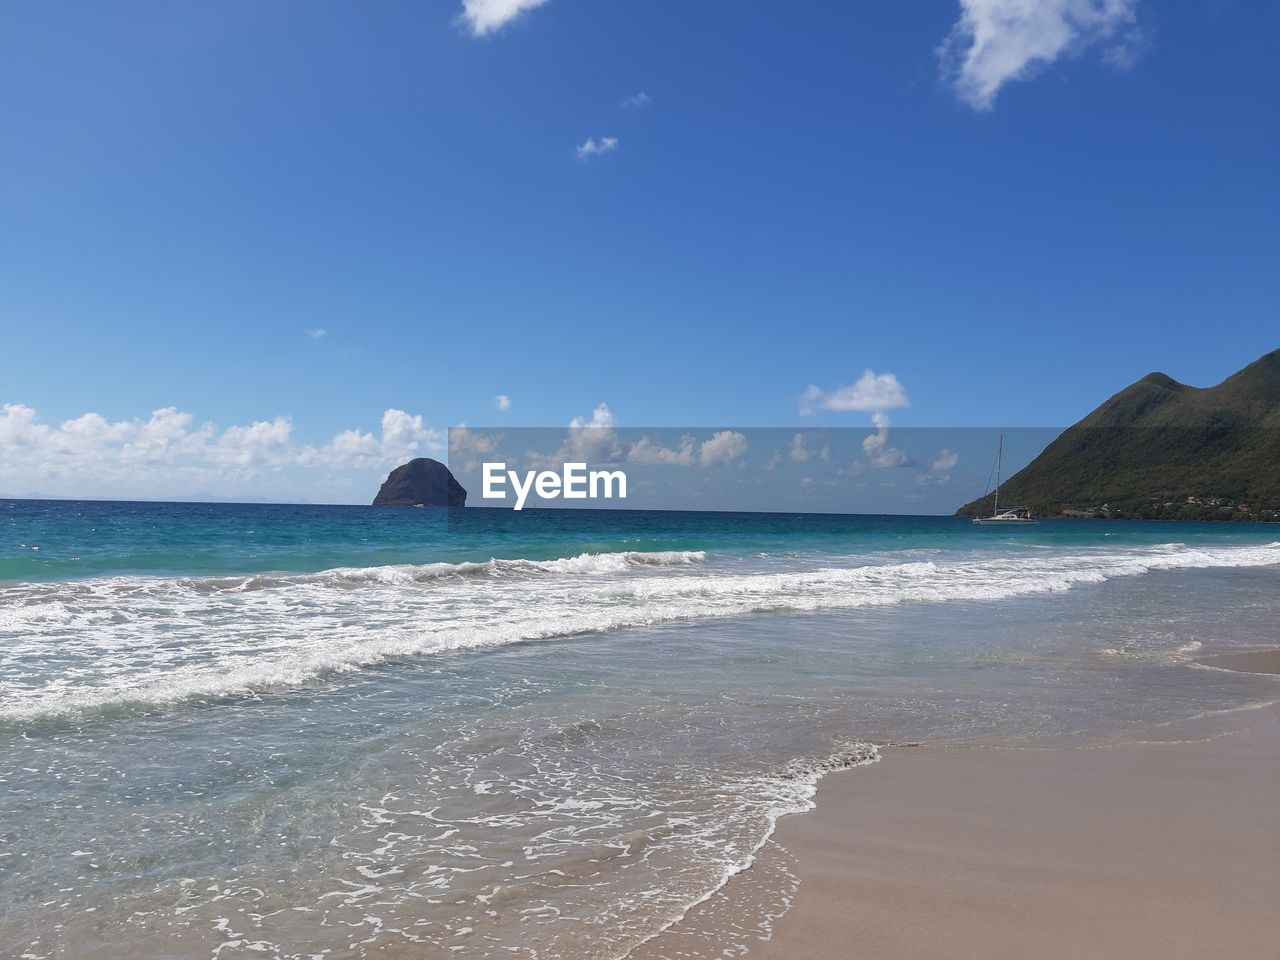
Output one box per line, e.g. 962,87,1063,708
634,661,1280,960
1193,646,1280,676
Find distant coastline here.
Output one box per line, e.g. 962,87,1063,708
958,350,1280,522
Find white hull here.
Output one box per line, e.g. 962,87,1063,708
972,437,1037,524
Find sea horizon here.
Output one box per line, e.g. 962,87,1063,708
9,494,1279,516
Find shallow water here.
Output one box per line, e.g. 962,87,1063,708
2,502,1278,958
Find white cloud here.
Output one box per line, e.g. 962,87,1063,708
576,137,619,161
914,449,958,486
379,409,439,462
318,427,382,465
311,410,443,470
0,403,443,499
137,407,201,447
1101,20,1151,70
529,409,746,471
862,413,915,469
939,0,1140,110
867,447,912,469
58,412,133,447
494,393,512,412
790,433,811,462
931,448,959,471
800,369,909,415
0,403,44,447
622,92,651,109
628,435,696,466
217,417,294,465
459,0,549,37
699,430,749,467
306,328,327,339
448,425,503,469
626,432,750,468
524,403,621,468
566,403,623,462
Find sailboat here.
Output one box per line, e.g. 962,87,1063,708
972,435,1037,525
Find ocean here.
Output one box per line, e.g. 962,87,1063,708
3,500,1279,959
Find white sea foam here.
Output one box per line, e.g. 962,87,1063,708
2,542,1278,720
616,741,880,960
318,549,708,585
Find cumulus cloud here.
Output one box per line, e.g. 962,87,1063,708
380,409,439,461
576,136,619,161
217,417,294,465
622,92,651,109
698,430,749,467
566,403,624,462
915,450,959,486
628,435,696,466
931,448,959,472
626,432,749,468
529,406,747,471
494,393,511,412
1,405,218,470
800,370,909,415
459,0,549,37
939,0,1141,110
0,403,443,498
862,413,916,469
525,403,623,468
309,409,440,470
448,425,503,470
306,328,327,339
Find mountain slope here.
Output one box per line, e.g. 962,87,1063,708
957,350,1280,520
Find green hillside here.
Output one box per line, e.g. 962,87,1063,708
957,349,1280,521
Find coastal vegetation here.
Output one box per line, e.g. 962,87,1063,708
957,350,1280,521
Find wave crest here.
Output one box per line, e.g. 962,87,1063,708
3,542,1278,721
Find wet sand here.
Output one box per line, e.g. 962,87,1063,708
636,700,1280,960
1195,647,1280,676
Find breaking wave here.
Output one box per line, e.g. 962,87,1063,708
2,542,1278,721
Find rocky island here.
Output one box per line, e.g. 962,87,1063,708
372,458,467,507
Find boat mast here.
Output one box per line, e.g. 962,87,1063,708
993,435,1002,517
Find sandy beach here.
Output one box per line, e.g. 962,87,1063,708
638,660,1280,960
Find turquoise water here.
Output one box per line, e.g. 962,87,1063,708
7,499,1276,582
2,500,1279,959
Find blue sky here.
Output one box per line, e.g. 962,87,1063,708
1,1,1276,502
